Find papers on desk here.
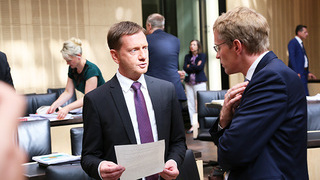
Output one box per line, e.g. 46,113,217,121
32,153,80,167
209,99,224,109
307,94,320,102
29,113,73,121
115,140,165,180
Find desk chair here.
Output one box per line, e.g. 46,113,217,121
70,127,84,156
46,163,92,180
17,119,52,162
196,90,227,141
195,90,227,167
176,149,200,180
25,93,57,116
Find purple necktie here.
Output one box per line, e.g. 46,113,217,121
131,82,154,143
131,82,159,180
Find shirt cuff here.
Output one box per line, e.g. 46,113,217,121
98,161,106,180
217,123,224,131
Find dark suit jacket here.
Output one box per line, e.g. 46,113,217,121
146,29,186,101
210,51,308,179
183,53,207,83
81,75,186,179
288,38,309,95
0,51,14,87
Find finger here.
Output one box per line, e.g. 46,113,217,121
229,86,247,99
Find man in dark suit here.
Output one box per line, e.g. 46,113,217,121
288,25,316,96
209,7,308,179
145,13,186,104
81,21,186,180
0,51,14,87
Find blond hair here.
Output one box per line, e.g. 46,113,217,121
213,7,270,55
60,37,82,59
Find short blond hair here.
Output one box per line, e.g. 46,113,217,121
213,7,270,55
60,37,82,59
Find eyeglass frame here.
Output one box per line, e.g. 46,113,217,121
213,41,227,52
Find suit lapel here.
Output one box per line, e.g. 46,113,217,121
109,76,137,144
145,76,165,140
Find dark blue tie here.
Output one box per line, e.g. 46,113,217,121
131,82,159,180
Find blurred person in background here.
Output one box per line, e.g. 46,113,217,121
47,37,105,119
183,40,207,134
0,51,14,87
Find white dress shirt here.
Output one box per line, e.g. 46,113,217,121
116,71,158,143
295,36,308,68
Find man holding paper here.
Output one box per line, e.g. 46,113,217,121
81,21,186,180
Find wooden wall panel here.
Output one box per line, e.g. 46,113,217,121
0,0,142,94
227,0,320,88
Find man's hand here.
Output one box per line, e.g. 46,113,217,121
219,81,248,128
160,160,179,180
100,161,125,180
308,72,317,80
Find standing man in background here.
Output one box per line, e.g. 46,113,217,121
288,25,316,96
0,51,14,87
145,13,187,107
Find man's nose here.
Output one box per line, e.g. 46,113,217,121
138,49,147,60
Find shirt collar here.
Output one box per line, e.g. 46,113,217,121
245,51,269,81
116,70,147,92
295,36,303,45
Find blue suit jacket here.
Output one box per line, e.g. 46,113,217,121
288,38,309,95
81,75,187,179
0,51,14,87
183,53,207,83
146,29,186,101
210,51,308,179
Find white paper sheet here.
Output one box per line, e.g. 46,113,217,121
115,140,165,180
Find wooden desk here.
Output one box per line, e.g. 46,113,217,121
308,79,320,96
50,115,83,127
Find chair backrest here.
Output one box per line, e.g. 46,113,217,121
47,88,77,107
70,127,84,156
46,163,92,180
197,90,227,129
17,119,52,162
176,149,200,180
307,102,320,131
25,93,57,116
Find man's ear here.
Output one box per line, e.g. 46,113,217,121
110,49,119,64
233,39,242,54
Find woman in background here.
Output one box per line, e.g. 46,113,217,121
47,37,105,119
183,40,207,133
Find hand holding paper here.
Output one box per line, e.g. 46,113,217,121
115,140,165,180
160,159,179,180
99,161,125,180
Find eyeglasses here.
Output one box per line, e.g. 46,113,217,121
213,42,227,52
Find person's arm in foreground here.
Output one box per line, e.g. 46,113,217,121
0,81,26,180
